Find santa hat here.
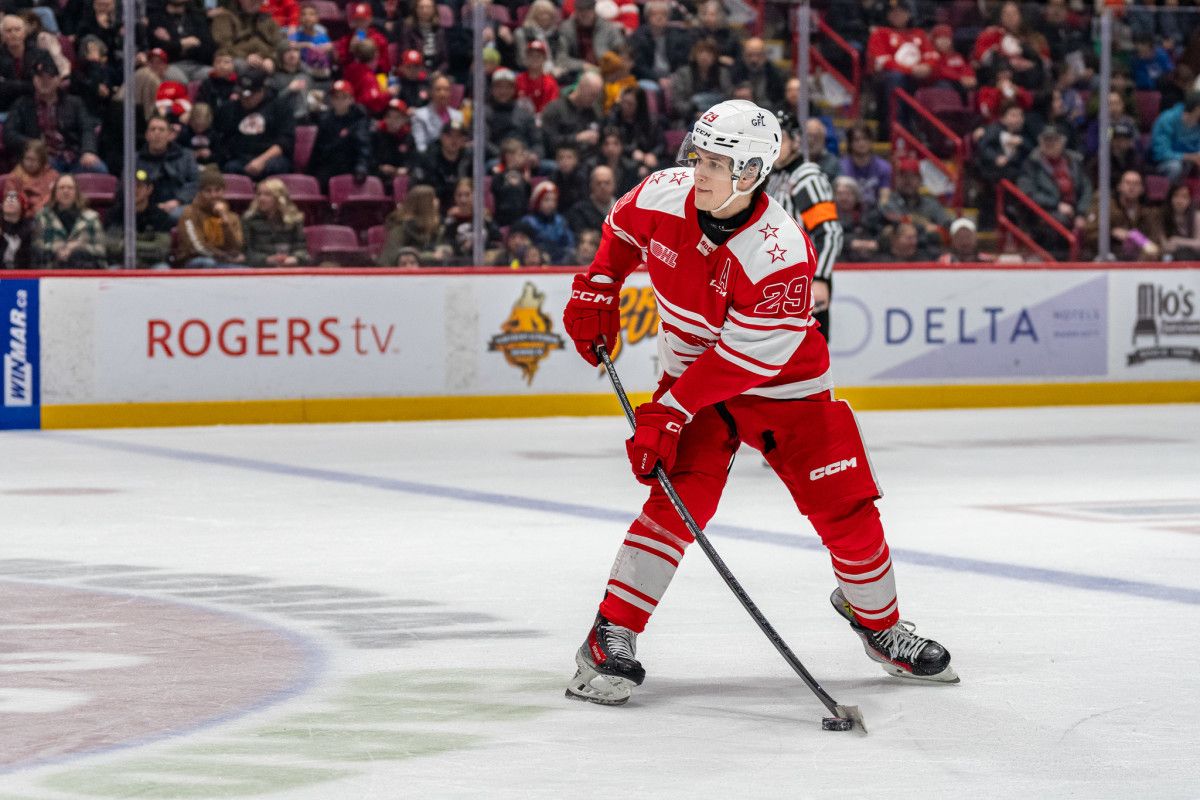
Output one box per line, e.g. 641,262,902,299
155,80,193,120
529,181,558,211
614,3,639,33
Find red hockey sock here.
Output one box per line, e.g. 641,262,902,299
809,498,899,631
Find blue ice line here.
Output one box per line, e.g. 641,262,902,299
40,432,1200,607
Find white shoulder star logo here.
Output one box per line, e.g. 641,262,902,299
767,244,788,263
758,223,779,240
669,171,687,185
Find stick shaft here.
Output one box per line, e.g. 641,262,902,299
596,344,843,717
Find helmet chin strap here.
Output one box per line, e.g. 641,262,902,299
710,173,765,214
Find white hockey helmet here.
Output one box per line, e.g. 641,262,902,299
677,99,782,212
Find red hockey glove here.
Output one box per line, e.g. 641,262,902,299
562,274,620,366
625,402,688,486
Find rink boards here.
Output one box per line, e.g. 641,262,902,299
2,264,1199,429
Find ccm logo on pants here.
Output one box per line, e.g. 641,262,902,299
810,458,857,481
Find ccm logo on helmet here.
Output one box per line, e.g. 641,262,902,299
810,458,857,481
572,289,615,304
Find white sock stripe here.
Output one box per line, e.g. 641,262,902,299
636,514,691,551
606,582,657,614
626,533,685,561
832,541,888,568
849,598,898,621
833,558,892,584
837,570,897,619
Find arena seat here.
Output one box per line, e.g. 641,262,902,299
293,125,317,173
222,173,256,212
305,225,368,265
328,174,392,228
277,173,327,224
366,225,387,261
75,173,118,211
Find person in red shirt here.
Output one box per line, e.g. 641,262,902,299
262,0,299,29
560,99,957,706
865,0,936,138
929,23,975,99
974,64,1032,124
515,39,559,115
341,39,389,116
335,2,391,75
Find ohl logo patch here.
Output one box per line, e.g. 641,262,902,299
489,282,565,385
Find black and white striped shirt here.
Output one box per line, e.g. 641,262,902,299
767,158,843,282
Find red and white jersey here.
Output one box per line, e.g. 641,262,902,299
589,167,832,418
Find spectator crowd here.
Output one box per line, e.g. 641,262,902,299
4,0,1200,268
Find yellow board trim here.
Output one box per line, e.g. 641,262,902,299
39,381,1200,429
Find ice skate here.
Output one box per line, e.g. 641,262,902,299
830,589,959,683
564,614,646,706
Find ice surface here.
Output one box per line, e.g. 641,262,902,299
2,404,1199,798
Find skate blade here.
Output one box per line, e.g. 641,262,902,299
880,661,961,684
564,656,635,706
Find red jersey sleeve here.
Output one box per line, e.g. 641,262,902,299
587,176,656,286
663,212,819,417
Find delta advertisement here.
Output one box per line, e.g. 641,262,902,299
3,266,1197,428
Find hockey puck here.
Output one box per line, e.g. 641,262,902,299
821,716,854,732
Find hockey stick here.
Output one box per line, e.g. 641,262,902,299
595,343,866,734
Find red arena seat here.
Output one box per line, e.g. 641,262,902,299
277,173,326,224
74,173,118,211
221,173,256,212
293,125,317,174
305,225,368,265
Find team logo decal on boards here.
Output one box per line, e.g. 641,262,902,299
710,258,730,297
489,282,565,385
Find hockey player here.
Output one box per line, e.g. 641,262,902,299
561,100,956,706
766,110,842,340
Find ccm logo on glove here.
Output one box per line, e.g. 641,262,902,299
562,274,621,366
571,289,616,304
810,457,857,481
625,402,688,485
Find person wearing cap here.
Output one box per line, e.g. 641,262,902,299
411,73,465,153
877,157,952,247
1088,120,1147,185
394,48,431,109
0,15,51,114
1017,123,1091,252
514,0,566,77
865,0,936,138
136,115,200,221
937,218,987,264
212,67,296,178
335,2,391,74
147,0,217,81
133,47,172,123
1,188,35,269
372,98,417,180
103,169,174,269
515,39,559,114
4,54,105,174
211,0,285,73
1151,91,1200,183
520,179,575,265
560,0,626,75
487,67,541,156
289,3,333,80
268,39,316,120
395,0,446,75
929,23,975,97
312,80,373,190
